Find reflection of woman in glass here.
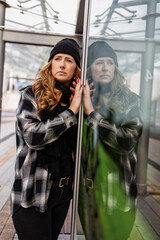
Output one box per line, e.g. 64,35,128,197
11,38,82,240
81,41,143,240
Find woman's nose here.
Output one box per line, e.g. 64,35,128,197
60,59,65,68
102,62,108,71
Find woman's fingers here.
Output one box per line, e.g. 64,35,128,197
70,86,75,94
90,89,96,94
83,90,94,116
70,79,81,95
70,80,77,94
70,94,74,102
72,79,93,96
72,80,77,87
70,78,94,115
83,80,90,95
89,82,96,95
73,79,93,92
75,78,82,90
69,79,83,115
89,82,94,89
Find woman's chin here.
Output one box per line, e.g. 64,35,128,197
98,78,112,84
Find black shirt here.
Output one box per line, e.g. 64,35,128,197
38,104,77,180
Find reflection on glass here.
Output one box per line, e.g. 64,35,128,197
89,0,147,39
116,52,141,95
75,1,160,239
79,40,143,240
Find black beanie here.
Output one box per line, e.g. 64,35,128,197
87,41,118,67
48,38,80,67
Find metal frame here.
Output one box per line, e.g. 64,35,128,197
137,0,158,195
2,29,160,52
0,0,7,131
2,29,82,47
70,1,92,239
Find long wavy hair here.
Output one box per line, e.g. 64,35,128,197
87,66,131,113
32,60,81,117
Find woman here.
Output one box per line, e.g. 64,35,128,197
11,38,82,240
80,41,143,240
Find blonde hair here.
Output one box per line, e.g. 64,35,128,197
32,60,81,117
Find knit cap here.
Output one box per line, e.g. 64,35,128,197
48,38,80,67
87,41,118,67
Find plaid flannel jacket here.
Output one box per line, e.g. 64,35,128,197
84,92,143,212
10,86,77,215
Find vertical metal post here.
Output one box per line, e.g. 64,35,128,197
137,0,157,195
70,0,92,239
0,1,9,136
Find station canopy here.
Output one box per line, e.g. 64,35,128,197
2,0,160,88
4,0,160,38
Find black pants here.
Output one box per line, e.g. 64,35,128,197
12,184,72,240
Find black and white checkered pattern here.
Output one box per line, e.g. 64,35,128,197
86,92,143,210
10,86,77,215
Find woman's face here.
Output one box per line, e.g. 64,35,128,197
90,57,115,84
52,53,76,85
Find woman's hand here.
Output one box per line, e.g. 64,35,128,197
69,79,83,115
70,80,77,95
70,80,95,97
83,79,94,116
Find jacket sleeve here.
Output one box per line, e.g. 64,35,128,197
16,87,77,150
86,96,143,154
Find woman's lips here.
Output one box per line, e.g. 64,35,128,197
57,71,66,75
100,74,110,78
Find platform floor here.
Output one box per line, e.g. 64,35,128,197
0,111,160,240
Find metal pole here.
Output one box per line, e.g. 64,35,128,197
70,0,92,239
100,0,119,35
0,1,9,137
39,0,50,31
137,0,157,195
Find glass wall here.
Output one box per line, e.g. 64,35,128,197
2,43,52,111
72,0,160,239
5,0,80,35
2,42,73,236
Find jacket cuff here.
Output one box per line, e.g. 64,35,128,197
59,109,77,128
87,111,103,128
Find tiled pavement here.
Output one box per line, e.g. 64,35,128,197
0,119,16,240
0,199,15,240
0,115,160,240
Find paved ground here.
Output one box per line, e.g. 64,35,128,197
0,111,160,240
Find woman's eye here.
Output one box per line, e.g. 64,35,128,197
66,59,73,63
54,57,61,61
95,61,103,65
108,60,114,65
